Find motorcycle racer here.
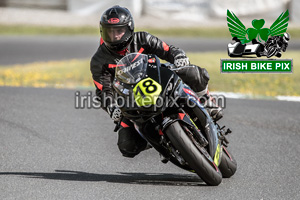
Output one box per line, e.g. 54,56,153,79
90,5,222,157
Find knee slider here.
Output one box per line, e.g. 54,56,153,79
118,139,141,158
176,65,210,92
117,127,147,158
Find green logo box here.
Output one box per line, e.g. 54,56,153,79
220,59,293,73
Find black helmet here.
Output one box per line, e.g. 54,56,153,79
100,5,134,51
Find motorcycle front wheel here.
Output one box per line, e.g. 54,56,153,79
218,146,237,178
165,121,222,186
266,46,277,58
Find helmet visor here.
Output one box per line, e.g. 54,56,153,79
102,25,132,44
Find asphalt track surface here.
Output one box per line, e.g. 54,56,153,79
0,87,299,199
1,35,300,66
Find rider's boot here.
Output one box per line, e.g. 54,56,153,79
160,154,169,164
196,87,223,121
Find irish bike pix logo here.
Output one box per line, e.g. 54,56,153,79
221,9,293,73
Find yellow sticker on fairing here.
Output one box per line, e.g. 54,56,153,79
133,77,162,107
214,144,222,166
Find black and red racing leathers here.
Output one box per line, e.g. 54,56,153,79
90,31,187,109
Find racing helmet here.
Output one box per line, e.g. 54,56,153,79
283,32,290,43
100,5,134,51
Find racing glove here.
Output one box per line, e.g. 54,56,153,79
107,103,122,122
174,54,190,68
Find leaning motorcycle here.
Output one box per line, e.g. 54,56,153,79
112,53,237,186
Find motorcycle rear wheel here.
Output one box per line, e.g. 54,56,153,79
165,121,222,186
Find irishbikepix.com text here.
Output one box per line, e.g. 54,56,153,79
74,91,226,110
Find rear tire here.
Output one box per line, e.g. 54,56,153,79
219,147,237,178
165,121,222,186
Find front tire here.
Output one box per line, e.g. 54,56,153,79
267,46,276,58
219,146,237,178
165,122,222,186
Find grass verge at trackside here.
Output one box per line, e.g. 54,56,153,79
0,51,299,97
0,24,100,35
1,24,300,38
0,24,230,37
0,60,91,88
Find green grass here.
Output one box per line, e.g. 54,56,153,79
142,27,300,39
0,51,299,97
137,27,231,38
0,60,91,88
0,24,99,35
1,24,300,38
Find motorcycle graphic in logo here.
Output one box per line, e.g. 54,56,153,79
227,10,290,58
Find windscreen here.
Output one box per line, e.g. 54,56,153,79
115,53,148,84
